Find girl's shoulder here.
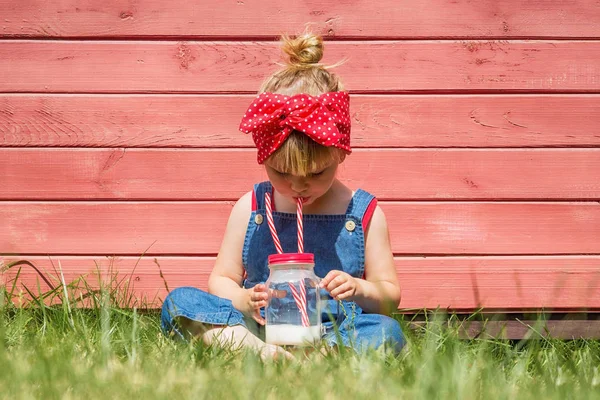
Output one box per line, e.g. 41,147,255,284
228,190,253,222
236,190,253,207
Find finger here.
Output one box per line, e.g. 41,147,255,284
252,291,268,302
252,300,268,309
254,284,267,293
250,286,268,300
329,281,349,298
333,288,354,300
330,281,353,299
253,312,266,325
319,271,336,288
319,270,340,288
324,274,348,293
269,289,287,299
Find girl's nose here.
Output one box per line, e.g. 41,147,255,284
288,176,308,193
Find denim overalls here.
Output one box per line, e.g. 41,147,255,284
161,181,405,353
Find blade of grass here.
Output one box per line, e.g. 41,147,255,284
154,257,170,294
57,260,75,330
1,260,56,291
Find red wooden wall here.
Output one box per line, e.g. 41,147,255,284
1,1,599,311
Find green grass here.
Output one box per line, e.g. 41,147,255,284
1,261,600,399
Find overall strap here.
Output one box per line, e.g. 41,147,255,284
251,181,273,211
346,189,378,228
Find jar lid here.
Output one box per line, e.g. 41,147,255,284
268,253,315,265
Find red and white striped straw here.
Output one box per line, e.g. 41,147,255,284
299,278,308,326
289,280,310,327
265,191,309,327
296,197,304,253
265,191,283,254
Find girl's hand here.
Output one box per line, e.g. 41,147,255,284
246,284,268,325
245,284,287,325
319,270,359,300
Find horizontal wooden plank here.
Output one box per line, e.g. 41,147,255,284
3,256,600,310
1,148,599,200
1,1,599,38
1,41,599,93
411,320,600,339
396,257,600,310
2,94,600,147
1,202,599,255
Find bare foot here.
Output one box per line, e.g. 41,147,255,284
258,343,295,361
202,325,295,360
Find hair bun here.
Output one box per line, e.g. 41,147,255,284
281,33,324,66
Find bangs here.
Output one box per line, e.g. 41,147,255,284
267,131,344,176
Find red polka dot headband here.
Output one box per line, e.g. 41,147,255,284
239,91,352,164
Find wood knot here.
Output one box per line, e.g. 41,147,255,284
176,43,196,70
119,11,134,20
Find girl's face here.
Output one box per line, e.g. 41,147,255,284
264,160,339,206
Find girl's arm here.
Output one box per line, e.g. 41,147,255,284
208,191,268,324
320,205,401,315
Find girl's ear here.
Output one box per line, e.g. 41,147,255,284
338,152,347,164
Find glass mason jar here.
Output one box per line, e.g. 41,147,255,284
265,253,321,346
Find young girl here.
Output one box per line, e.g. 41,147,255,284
161,32,405,358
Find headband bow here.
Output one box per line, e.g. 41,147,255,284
239,91,351,164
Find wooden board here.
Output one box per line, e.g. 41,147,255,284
2,202,599,255
1,1,599,38
2,94,600,148
410,320,600,339
1,41,599,93
2,148,600,200
3,256,599,310
396,256,600,310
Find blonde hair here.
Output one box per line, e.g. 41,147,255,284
260,32,347,177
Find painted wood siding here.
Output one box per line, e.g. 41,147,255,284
1,1,599,310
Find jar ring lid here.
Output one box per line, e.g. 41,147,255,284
268,253,314,265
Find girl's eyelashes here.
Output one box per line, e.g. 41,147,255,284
269,166,326,177
272,169,289,176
